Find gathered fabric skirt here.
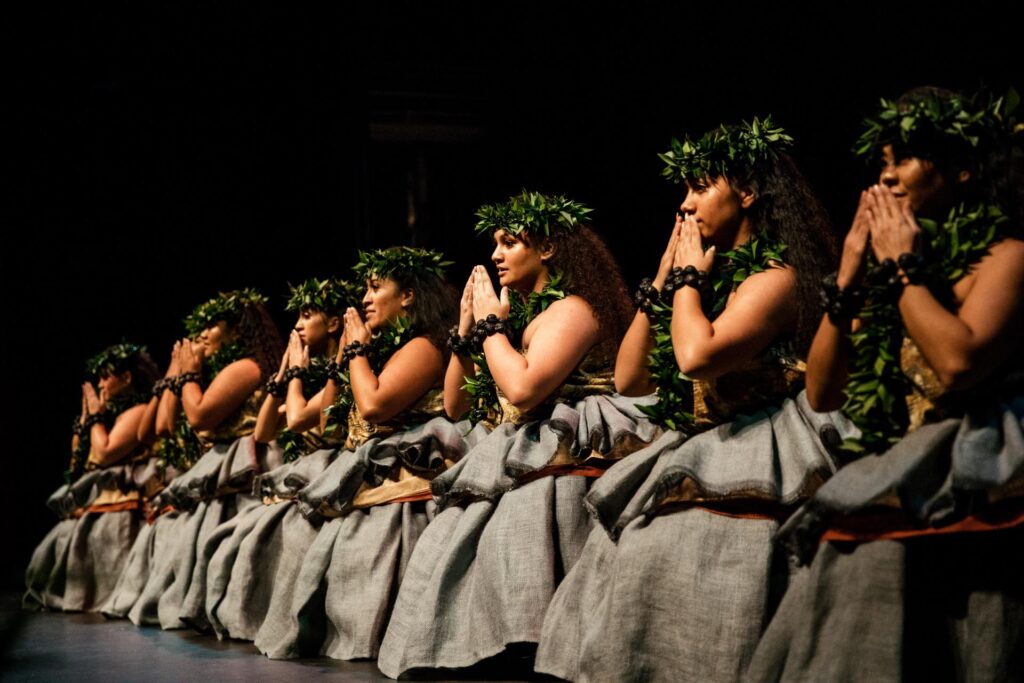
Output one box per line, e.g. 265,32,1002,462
746,387,1024,683
378,394,661,678
534,391,854,683
24,467,141,613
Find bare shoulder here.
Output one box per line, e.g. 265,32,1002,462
540,295,598,324
734,265,797,297
116,403,148,422
221,357,261,379
985,236,1024,262
388,335,443,365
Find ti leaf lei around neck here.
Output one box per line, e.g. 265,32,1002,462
323,317,415,428
64,389,145,484
638,231,789,431
463,272,568,425
840,202,1008,455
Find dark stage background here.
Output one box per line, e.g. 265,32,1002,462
6,4,1019,588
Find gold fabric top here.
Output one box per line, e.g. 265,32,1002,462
492,346,615,428
197,388,264,449
900,336,948,432
345,387,446,450
690,345,805,431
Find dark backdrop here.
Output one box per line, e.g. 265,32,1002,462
6,3,1019,588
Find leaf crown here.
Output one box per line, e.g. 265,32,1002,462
352,247,451,281
285,278,363,315
184,288,268,337
659,116,794,185
854,88,1019,162
474,190,593,237
86,342,147,377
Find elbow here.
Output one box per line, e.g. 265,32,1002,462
614,373,654,397
186,411,218,432
499,384,543,413
935,357,976,392
356,399,397,424
672,348,718,382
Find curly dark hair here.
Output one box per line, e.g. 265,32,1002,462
519,225,633,355
893,86,1024,232
230,303,284,379
723,153,839,355
385,265,459,353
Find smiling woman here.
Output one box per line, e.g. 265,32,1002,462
748,87,1024,683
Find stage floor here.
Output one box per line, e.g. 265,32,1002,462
1,593,546,682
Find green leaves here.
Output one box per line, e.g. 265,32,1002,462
352,247,452,281
660,115,794,185
184,288,268,337
640,229,789,429
460,276,567,425
86,341,147,377
285,278,363,315
840,202,1007,454
854,88,1016,162
474,190,593,237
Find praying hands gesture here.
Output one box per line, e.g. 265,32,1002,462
344,308,372,346
471,265,510,321
673,214,716,272
864,184,920,263
653,215,683,289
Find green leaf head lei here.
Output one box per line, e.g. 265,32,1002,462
854,87,1019,164
285,277,363,316
659,116,795,185
473,190,593,238
183,288,269,338
85,342,148,378
352,247,452,282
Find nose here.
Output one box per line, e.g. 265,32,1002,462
679,190,697,216
879,161,898,188
361,288,373,308
491,243,502,264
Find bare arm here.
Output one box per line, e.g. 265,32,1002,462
865,186,1024,390
669,215,796,381
136,396,160,444
349,336,444,423
180,358,262,432
616,215,683,395
89,404,147,467
481,296,600,411
444,270,478,419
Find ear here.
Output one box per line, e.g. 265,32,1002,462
538,239,557,263
738,186,757,210
325,315,341,334
119,370,133,386
400,288,415,308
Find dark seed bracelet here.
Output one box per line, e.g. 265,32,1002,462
283,366,308,382
469,314,509,350
447,326,474,358
264,378,287,398
82,412,104,430
171,372,202,397
342,341,371,362
818,272,865,323
634,278,660,314
151,378,171,399
896,252,927,285
324,359,346,383
661,266,710,299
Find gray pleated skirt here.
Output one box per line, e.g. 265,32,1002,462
534,391,853,683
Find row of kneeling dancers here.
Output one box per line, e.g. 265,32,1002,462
26,87,1024,682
